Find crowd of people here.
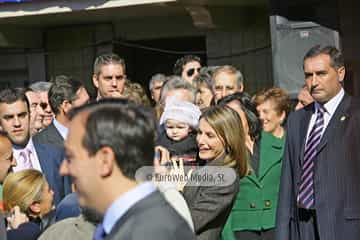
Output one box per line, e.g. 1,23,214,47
0,44,359,240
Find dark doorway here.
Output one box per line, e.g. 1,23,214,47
114,36,207,95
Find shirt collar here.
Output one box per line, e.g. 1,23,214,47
315,88,344,116
53,118,68,139
102,181,156,234
13,137,35,151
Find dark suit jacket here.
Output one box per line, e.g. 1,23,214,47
33,139,71,206
105,190,195,240
275,94,360,240
183,157,240,240
34,122,64,148
7,222,41,240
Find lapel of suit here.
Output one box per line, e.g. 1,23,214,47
244,142,261,187
316,94,351,154
258,131,285,180
33,141,52,177
50,122,64,141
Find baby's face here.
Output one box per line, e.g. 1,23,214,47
165,119,191,141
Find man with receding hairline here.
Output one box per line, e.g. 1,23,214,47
276,45,360,240
213,65,244,103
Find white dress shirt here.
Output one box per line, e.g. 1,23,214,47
53,118,69,140
13,138,42,172
306,88,345,142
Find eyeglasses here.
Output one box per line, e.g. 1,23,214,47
40,102,49,110
186,68,201,77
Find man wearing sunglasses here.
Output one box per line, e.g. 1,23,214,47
29,81,54,129
173,55,202,84
92,53,127,100
25,88,44,136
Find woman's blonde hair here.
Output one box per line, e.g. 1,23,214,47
3,169,46,215
200,105,249,178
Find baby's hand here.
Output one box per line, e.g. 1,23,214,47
6,206,28,230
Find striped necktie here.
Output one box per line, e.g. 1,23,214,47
297,106,325,209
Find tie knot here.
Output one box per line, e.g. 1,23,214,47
18,148,33,170
317,105,326,115
20,148,31,157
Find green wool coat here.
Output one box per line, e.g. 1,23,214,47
222,131,285,240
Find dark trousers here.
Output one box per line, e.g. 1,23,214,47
298,208,320,240
234,228,275,240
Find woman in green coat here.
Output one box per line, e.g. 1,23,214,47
219,88,290,240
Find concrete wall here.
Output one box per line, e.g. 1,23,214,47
0,28,45,87
45,24,113,94
0,5,273,95
339,0,360,96
206,8,273,95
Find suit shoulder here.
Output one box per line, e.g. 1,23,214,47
34,141,64,157
109,192,194,239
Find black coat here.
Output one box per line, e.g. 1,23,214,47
156,131,198,163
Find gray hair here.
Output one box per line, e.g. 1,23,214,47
160,75,196,104
29,81,52,92
213,65,244,88
93,53,126,76
149,73,166,91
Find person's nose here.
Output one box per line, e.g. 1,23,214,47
221,88,226,99
13,116,21,127
197,133,205,145
11,156,17,167
59,160,69,176
310,73,319,88
111,77,118,87
258,111,265,122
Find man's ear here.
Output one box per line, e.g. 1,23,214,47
337,66,346,82
29,202,41,215
92,74,99,89
280,111,286,124
61,100,72,115
239,82,244,92
96,146,115,177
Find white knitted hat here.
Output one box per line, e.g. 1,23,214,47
160,96,201,128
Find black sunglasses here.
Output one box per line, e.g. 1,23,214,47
186,68,201,77
40,102,49,110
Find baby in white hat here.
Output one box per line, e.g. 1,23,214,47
157,96,201,165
